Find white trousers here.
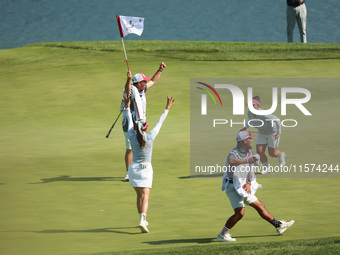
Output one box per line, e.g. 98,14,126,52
287,4,307,43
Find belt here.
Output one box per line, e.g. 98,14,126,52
288,3,304,7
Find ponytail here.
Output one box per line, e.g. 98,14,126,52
136,129,146,148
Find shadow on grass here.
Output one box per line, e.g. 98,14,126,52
178,174,223,179
144,234,277,245
144,238,215,245
29,175,124,184
234,234,279,238
177,176,191,179
34,227,140,235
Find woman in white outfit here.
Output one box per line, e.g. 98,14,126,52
123,94,175,233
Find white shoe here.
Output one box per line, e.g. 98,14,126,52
138,221,149,233
279,152,286,167
276,220,294,235
260,164,272,174
124,172,129,182
217,232,236,242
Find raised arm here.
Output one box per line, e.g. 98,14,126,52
149,95,175,139
124,71,132,95
123,95,134,135
146,62,166,90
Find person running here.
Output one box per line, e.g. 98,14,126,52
123,93,175,233
121,63,166,181
217,130,294,242
241,96,286,173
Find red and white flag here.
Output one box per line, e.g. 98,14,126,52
117,15,145,38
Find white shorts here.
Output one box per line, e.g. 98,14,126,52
128,162,153,188
225,182,258,209
124,132,132,150
256,133,280,148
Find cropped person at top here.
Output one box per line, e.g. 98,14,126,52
286,0,307,43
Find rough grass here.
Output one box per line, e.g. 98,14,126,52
29,41,340,61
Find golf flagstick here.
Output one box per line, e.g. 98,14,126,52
105,16,129,139
120,37,130,71
105,15,145,138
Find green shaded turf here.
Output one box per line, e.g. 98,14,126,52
30,41,340,61
92,236,340,255
0,41,340,255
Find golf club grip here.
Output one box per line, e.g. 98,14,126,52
106,127,113,138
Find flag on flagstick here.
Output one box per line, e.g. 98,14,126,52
116,15,145,71
117,15,145,37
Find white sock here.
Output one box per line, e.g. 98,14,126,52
139,213,147,222
220,226,229,235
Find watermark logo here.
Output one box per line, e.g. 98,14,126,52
190,78,339,179
196,82,222,115
197,82,312,128
198,83,312,116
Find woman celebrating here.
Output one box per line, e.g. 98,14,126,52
241,96,286,173
123,94,175,233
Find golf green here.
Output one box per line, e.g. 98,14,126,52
0,41,339,255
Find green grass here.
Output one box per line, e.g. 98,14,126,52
0,41,340,255
93,236,340,255
30,41,340,61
